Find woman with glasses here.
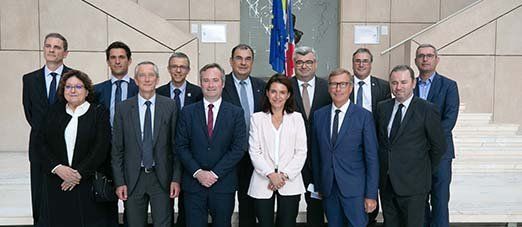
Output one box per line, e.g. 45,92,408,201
39,70,117,227
247,74,307,227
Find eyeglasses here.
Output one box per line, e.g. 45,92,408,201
65,85,84,90
169,65,190,71
353,59,371,65
416,54,436,60
295,60,315,67
328,82,351,89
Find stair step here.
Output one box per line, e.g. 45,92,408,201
454,136,522,143
457,147,522,152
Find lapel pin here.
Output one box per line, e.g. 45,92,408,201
187,93,192,97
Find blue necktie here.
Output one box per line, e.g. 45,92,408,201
239,80,251,128
331,109,341,145
356,81,364,106
389,104,404,141
48,72,58,104
114,80,123,104
142,101,153,168
173,88,181,110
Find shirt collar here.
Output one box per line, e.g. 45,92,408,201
232,73,251,85
395,94,414,109
354,75,371,86
66,101,91,116
297,76,316,87
44,64,64,77
204,97,222,110
110,74,131,84
332,100,350,113
170,80,187,93
138,93,156,107
418,72,436,84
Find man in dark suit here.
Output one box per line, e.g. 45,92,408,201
311,68,379,227
291,46,331,227
350,48,391,226
156,52,202,227
413,44,460,227
176,63,247,227
94,41,138,125
375,65,446,227
112,61,181,227
221,44,265,227
22,32,72,226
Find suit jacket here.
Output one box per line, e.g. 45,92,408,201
414,73,459,159
311,103,379,199
247,112,307,198
22,65,72,162
111,95,181,194
156,81,203,107
176,100,247,193
349,75,391,118
375,97,446,196
94,78,139,109
222,73,266,113
291,76,332,186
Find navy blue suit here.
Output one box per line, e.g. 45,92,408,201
176,100,247,227
94,78,139,109
414,73,459,227
156,81,203,107
312,103,379,227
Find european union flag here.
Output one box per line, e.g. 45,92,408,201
269,0,286,73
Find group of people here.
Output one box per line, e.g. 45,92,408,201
22,32,459,227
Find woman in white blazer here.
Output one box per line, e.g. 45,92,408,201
248,74,307,227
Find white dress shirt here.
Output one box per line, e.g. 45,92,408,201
387,95,413,137
138,94,156,139
64,101,91,166
44,64,64,97
169,80,187,108
203,97,222,128
330,100,350,137
354,76,373,112
297,76,316,105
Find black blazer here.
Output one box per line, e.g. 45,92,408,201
375,97,446,196
349,75,391,118
156,81,203,107
22,65,72,162
291,76,332,186
222,73,266,113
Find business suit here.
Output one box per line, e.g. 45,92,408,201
40,102,116,227
221,73,265,227
291,76,331,226
311,102,379,227
157,80,202,227
22,65,71,226
111,95,181,227
176,100,247,227
94,78,139,110
349,75,390,226
414,73,459,227
156,81,203,106
248,111,307,227
375,96,446,227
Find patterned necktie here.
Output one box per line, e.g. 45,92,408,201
48,72,58,104
331,109,341,145
389,103,404,141
302,82,311,118
207,104,214,138
173,88,181,110
142,101,153,168
356,81,365,106
239,80,251,127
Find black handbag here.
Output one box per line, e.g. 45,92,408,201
92,171,118,202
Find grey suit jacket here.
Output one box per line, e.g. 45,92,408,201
111,94,181,194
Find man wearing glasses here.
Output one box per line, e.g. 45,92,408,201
311,68,379,227
414,44,459,227
156,52,202,227
291,46,331,227
350,48,391,227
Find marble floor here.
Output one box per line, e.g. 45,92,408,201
1,151,521,226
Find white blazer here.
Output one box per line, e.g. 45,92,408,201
247,111,307,199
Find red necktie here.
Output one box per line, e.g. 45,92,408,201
207,104,214,138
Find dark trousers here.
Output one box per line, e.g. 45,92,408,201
380,177,426,227
125,169,172,227
425,159,452,227
184,190,235,227
323,180,367,227
304,191,325,227
31,161,48,227
254,192,301,227
238,156,256,227
171,193,186,227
